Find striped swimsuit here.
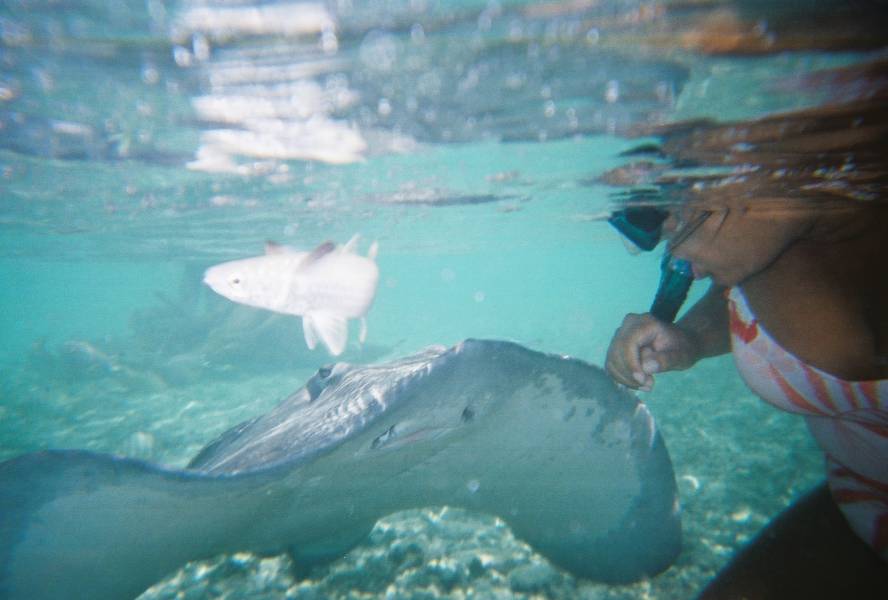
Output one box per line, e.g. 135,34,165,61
728,287,888,559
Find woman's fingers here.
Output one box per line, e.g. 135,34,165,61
607,313,662,389
607,312,698,390
640,346,661,374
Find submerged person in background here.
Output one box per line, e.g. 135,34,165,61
604,60,888,599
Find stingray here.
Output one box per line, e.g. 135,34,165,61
0,339,681,599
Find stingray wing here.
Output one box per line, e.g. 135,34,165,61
0,451,271,600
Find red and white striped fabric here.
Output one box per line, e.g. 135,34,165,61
728,286,888,559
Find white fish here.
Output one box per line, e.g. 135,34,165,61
203,235,379,356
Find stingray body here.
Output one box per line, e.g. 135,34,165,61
0,340,681,599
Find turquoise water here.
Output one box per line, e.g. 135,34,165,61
0,1,844,598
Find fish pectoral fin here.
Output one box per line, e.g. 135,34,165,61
302,315,319,350
303,312,348,356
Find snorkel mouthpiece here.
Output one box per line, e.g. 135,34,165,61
608,206,693,323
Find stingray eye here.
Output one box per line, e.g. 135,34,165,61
318,366,333,378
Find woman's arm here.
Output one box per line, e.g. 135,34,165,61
674,283,731,360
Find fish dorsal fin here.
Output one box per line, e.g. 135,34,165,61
299,241,336,268
303,311,348,356
342,234,360,254
367,241,378,261
265,241,298,255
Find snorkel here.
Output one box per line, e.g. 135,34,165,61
650,253,693,322
608,207,693,322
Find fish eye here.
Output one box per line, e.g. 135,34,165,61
318,366,333,378
230,276,240,285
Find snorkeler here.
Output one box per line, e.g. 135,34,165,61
605,196,888,597
600,54,888,595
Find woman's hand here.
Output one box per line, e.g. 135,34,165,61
606,313,702,391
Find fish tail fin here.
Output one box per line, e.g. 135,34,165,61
303,312,348,356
